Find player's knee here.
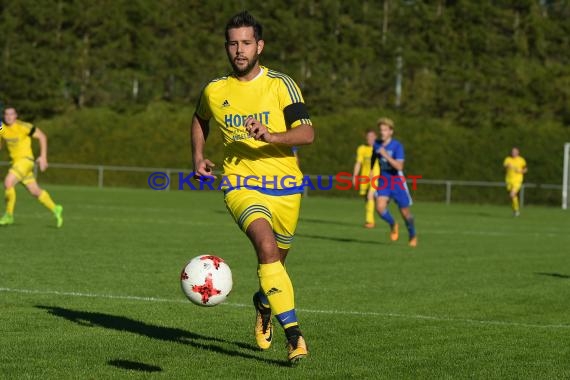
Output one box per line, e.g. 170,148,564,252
376,202,387,213
246,221,280,262
257,240,280,263
28,185,42,197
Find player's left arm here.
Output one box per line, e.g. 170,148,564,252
32,127,49,172
247,117,314,146
385,157,404,171
246,77,314,146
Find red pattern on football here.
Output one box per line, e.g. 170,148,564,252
200,255,224,270
191,273,222,304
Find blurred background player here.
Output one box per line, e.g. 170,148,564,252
0,107,63,227
352,129,380,228
503,147,527,217
191,11,313,363
371,117,417,247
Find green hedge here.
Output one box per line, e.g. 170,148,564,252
13,103,568,205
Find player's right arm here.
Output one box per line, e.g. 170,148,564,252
191,85,216,179
191,115,215,179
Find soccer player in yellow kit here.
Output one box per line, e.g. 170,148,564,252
353,129,380,228
191,11,314,363
0,107,63,227
503,147,527,217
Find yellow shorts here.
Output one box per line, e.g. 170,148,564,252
224,189,301,249
506,182,522,194
9,158,36,185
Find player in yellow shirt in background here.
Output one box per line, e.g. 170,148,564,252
503,147,527,217
0,107,63,227
352,129,380,228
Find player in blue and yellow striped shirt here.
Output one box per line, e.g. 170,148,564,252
191,11,313,363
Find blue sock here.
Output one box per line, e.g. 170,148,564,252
405,215,416,238
276,309,299,329
379,210,395,227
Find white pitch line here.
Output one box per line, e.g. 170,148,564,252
1,287,569,330
0,287,185,303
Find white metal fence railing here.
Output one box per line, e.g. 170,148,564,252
0,161,566,207
297,176,563,207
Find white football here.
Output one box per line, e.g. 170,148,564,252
180,255,233,306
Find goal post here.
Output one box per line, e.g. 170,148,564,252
562,143,570,210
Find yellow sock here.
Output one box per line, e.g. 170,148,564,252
512,196,519,212
5,187,16,215
365,198,375,224
258,261,298,329
38,190,56,212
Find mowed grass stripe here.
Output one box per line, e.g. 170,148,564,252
2,287,569,330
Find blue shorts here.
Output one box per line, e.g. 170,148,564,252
375,175,413,208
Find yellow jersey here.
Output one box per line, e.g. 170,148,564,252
0,120,35,161
195,66,311,193
356,144,380,176
503,156,527,183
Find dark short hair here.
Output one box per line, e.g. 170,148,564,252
225,11,263,42
365,128,376,135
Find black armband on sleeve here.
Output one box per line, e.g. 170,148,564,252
370,150,378,170
283,102,310,128
28,127,36,136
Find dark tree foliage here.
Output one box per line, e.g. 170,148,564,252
1,0,568,128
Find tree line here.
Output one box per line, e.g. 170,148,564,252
1,0,569,129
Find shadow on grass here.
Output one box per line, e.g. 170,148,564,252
296,233,386,245
535,272,570,279
108,359,162,372
36,306,288,367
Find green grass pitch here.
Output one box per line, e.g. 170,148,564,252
1,186,569,378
